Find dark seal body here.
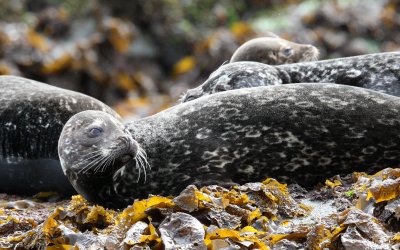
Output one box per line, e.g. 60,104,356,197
60,83,400,208
182,52,400,102
0,76,118,194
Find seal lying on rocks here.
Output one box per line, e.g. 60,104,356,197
182,52,400,102
0,76,118,194
230,36,319,65
59,83,400,208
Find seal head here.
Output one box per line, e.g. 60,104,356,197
230,36,319,64
58,110,145,206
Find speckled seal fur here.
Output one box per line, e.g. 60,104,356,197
182,52,400,102
0,75,118,194
59,83,400,208
230,36,319,65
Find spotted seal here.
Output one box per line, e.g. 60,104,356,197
230,36,319,64
182,52,400,102
59,83,400,208
0,75,118,195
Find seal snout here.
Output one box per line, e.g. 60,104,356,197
301,45,319,61
114,135,138,164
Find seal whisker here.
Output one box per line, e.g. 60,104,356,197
100,155,112,173
79,152,104,169
79,157,100,174
137,146,150,170
103,153,116,172
93,155,111,173
79,152,103,165
81,151,102,159
111,158,116,170
92,161,103,173
77,152,103,167
98,155,109,173
135,147,151,183
77,152,106,172
140,153,151,171
133,144,150,183
135,159,142,183
82,154,107,174
135,155,144,179
80,149,103,158
142,158,147,183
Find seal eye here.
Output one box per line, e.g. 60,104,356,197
184,95,195,102
282,48,294,57
87,127,103,138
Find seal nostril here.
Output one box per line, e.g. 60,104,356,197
117,136,130,147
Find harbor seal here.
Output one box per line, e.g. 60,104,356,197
230,36,319,64
0,76,118,195
59,83,400,208
182,52,400,102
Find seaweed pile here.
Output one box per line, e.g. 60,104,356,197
1,168,399,249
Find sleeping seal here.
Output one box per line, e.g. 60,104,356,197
59,83,400,208
0,76,118,194
230,36,319,64
182,52,400,102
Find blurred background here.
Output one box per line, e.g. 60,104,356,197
0,0,399,119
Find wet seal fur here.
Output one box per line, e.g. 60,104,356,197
182,52,400,102
59,83,400,208
0,76,118,194
230,36,319,65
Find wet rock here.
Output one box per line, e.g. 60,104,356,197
159,212,206,250
341,226,389,250
123,221,149,245
272,239,303,250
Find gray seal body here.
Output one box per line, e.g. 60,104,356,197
182,52,400,102
230,36,319,65
0,76,118,194
59,83,400,208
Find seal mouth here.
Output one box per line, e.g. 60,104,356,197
111,136,138,167
119,153,134,164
